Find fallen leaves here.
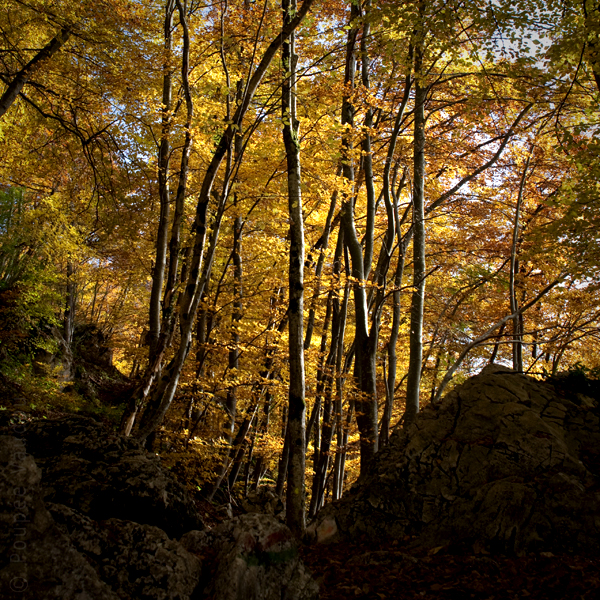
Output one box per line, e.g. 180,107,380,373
300,538,600,600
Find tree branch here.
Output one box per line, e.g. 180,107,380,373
0,27,72,118
432,275,565,404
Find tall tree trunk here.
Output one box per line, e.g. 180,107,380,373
510,152,531,372
132,0,317,442
64,260,76,347
340,0,378,475
148,0,175,357
404,39,426,429
304,166,340,350
381,251,405,443
361,0,376,279
225,133,244,441
282,0,306,538
373,67,412,443
206,184,244,489
333,257,351,500
119,1,175,436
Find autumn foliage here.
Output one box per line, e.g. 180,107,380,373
1,0,599,517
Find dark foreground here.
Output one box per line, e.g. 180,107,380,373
300,539,600,600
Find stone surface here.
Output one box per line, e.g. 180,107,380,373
0,435,120,600
310,365,600,555
240,487,285,518
1,414,204,538
1,415,317,599
49,503,202,600
181,513,319,600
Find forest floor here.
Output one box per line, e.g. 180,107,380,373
299,540,600,600
4,367,599,600
196,497,600,599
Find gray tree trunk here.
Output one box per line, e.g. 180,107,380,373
404,42,426,429
148,0,175,356
132,0,317,442
510,153,531,372
282,0,306,538
340,0,378,475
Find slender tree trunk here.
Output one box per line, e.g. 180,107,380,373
381,252,404,443
340,0,378,474
64,260,76,347
510,153,531,372
333,272,350,500
206,188,244,491
404,40,426,429
207,408,255,501
282,0,306,537
120,0,176,436
227,412,254,491
148,0,175,356
304,167,341,350
276,424,290,498
361,0,376,279
305,291,332,447
225,136,243,441
309,393,334,517
373,64,412,442
132,0,317,441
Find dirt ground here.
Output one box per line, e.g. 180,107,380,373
299,539,600,600
195,497,600,600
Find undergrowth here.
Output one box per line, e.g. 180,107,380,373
0,360,122,425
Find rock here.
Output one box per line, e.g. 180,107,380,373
0,414,204,538
72,323,113,368
0,436,120,600
0,435,202,599
49,503,202,600
240,487,285,518
310,365,600,555
32,345,71,381
180,513,319,600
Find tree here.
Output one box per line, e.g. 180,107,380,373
133,0,318,442
282,0,307,537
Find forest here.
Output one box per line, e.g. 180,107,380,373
1,0,599,536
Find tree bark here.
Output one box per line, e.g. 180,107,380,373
148,0,175,356
132,0,316,442
510,152,532,372
340,0,378,475
404,39,426,429
282,0,306,538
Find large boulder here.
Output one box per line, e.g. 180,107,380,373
0,435,202,599
0,436,120,600
181,513,319,600
1,414,319,599
0,414,204,538
310,365,600,555
49,503,202,600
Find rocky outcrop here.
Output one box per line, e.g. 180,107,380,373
0,414,319,599
48,504,202,600
0,436,121,600
69,323,134,404
181,513,319,600
29,322,131,402
3,414,203,538
240,487,285,518
310,365,600,555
